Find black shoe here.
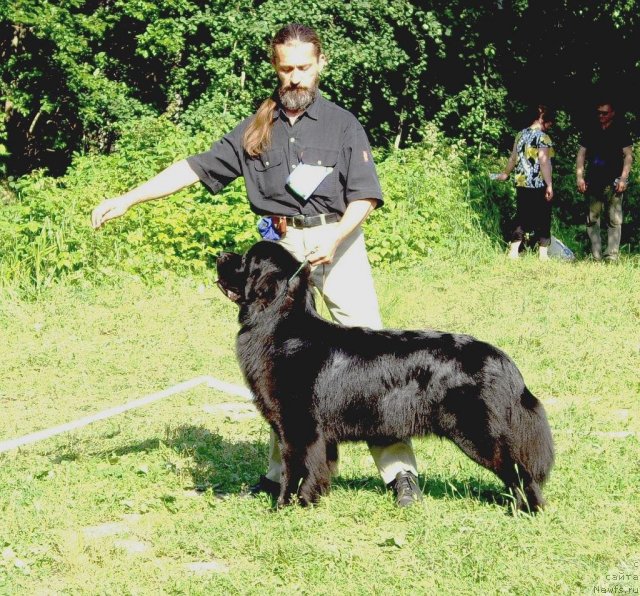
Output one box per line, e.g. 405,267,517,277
388,471,423,507
249,475,281,499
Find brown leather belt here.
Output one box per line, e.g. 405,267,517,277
270,213,341,229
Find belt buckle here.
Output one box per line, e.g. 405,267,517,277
292,214,305,228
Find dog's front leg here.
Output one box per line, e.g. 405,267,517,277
298,436,332,504
278,443,306,507
279,436,332,507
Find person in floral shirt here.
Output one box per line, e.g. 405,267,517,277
497,105,555,260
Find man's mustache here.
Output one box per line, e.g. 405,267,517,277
282,84,310,93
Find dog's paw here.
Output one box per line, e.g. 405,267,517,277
276,494,292,508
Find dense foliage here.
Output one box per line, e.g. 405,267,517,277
3,1,640,175
1,1,640,291
0,117,495,291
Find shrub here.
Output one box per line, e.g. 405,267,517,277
366,124,493,266
0,116,256,291
0,119,495,292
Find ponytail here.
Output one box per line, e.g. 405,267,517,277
243,97,277,158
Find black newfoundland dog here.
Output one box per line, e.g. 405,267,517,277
216,241,554,511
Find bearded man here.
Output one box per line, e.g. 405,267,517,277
91,23,422,507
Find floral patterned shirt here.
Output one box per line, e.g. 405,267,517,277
513,127,554,188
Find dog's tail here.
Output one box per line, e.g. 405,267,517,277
512,387,555,486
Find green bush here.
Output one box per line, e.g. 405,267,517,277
367,124,493,266
0,116,255,291
0,118,496,293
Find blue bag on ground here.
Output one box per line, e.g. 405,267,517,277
548,236,575,260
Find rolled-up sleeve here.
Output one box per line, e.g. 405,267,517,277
343,121,384,207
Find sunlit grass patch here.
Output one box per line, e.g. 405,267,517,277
1,253,638,594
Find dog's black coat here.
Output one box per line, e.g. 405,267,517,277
216,241,554,510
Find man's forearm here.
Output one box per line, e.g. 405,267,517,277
92,159,202,229
335,199,377,243
305,198,377,266
621,146,633,179
121,159,200,208
576,147,586,180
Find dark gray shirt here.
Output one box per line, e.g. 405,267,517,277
579,120,633,188
186,93,383,216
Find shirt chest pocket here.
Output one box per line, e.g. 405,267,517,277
299,147,339,198
253,149,284,198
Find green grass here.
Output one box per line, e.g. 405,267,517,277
1,250,639,595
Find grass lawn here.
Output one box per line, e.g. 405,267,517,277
1,250,639,595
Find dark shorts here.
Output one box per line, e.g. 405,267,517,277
510,187,552,247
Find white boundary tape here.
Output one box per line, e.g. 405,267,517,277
0,375,253,454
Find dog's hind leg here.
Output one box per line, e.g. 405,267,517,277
445,428,547,512
496,458,547,513
516,480,546,513
437,387,552,512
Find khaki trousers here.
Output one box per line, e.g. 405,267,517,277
263,223,418,486
586,186,623,260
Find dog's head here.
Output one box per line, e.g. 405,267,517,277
216,241,311,317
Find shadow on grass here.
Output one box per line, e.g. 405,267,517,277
83,425,510,509
107,424,268,493
331,475,509,508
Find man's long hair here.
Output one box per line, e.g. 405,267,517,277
243,24,323,157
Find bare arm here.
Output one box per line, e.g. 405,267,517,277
615,145,633,192
576,146,587,193
538,147,553,200
497,141,518,181
91,159,200,229
307,198,377,266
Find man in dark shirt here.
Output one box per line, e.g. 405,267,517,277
576,100,633,261
91,23,422,507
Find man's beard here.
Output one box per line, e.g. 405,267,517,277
278,80,318,112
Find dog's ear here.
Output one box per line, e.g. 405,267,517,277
244,254,303,308
241,242,312,310
249,269,288,306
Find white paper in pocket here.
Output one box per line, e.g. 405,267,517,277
286,163,333,201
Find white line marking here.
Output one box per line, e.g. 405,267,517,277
206,377,253,400
0,376,252,454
